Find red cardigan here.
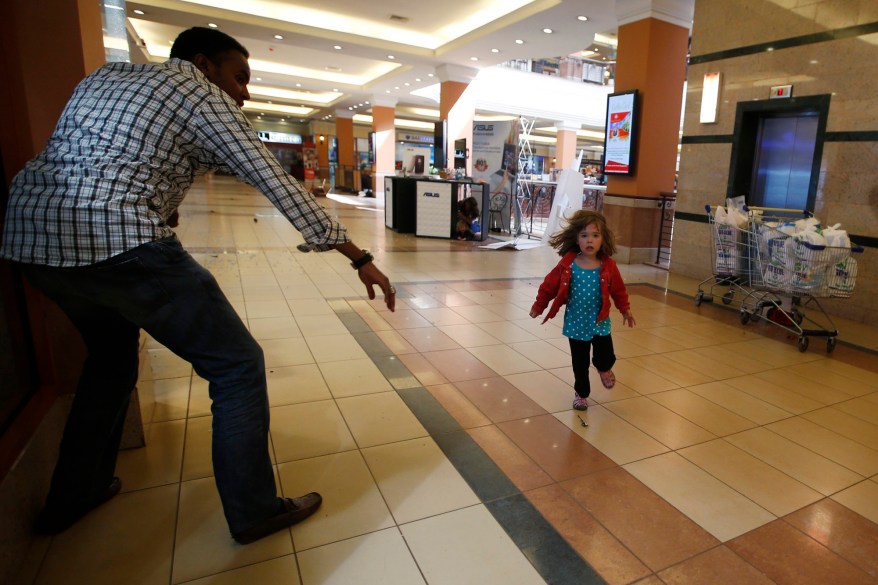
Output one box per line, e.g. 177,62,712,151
530,251,630,325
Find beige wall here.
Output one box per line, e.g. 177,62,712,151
673,0,878,325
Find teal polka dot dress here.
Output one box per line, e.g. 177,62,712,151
563,262,611,341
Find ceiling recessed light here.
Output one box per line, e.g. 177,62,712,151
404,82,410,86
255,77,262,81
133,9,145,15
332,88,339,92
577,15,588,21
333,45,342,50
207,23,218,28
542,28,553,34
515,39,525,45
295,83,301,87
274,34,284,40
387,55,396,59
470,57,479,61
491,48,500,53
427,73,434,77
415,78,421,82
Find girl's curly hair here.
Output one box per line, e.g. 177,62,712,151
547,210,616,258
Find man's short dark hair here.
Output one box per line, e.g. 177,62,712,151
170,27,249,64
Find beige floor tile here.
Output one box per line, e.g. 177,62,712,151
248,316,302,340
437,323,503,347
373,329,418,353
139,347,193,381
267,363,332,407
834,396,878,427
398,326,462,352
679,439,823,516
277,451,395,551
625,452,776,542
610,359,679,394
319,358,394,398
832,479,878,524
117,420,185,491
379,308,434,329
362,437,480,524
270,400,357,463
297,528,425,585
687,380,793,425
294,314,349,337
173,477,292,584
603,397,716,450
337,391,427,448
553,407,669,465
180,555,299,585
416,307,471,326
261,338,314,368
401,506,547,585
241,285,284,302
510,316,565,340
244,299,292,319
722,338,823,368
288,298,335,316
649,388,757,436
784,362,877,397
753,369,852,405
505,370,575,413
474,320,539,343
35,485,178,585
545,367,642,404
138,376,191,424
726,427,865,495
642,325,719,349
305,333,368,363
508,339,572,369
188,375,211,418
725,375,824,414
661,348,759,381
611,335,657,358
359,310,393,332
801,407,878,448
466,344,542,375
450,304,508,324
613,329,688,353
767,417,878,477
681,344,775,375
182,415,215,481
816,359,878,387
625,354,715,387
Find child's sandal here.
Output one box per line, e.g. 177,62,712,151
599,370,616,389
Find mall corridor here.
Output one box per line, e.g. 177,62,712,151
8,175,878,585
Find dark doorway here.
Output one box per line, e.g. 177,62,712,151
727,95,830,213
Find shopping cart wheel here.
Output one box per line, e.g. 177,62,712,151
792,310,804,325
694,291,704,306
827,337,837,353
740,311,750,325
722,291,734,305
797,336,809,352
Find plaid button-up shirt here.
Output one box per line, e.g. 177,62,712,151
1,58,347,267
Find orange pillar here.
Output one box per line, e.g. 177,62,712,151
555,122,580,173
603,1,691,263
371,99,396,194
437,64,477,173
334,110,355,191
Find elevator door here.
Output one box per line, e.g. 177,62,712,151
750,114,818,210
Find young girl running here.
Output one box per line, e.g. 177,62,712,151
530,211,635,410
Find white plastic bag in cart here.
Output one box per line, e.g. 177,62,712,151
791,241,830,290
828,256,858,293
822,224,851,248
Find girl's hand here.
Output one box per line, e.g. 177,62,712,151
623,311,636,328
529,309,539,319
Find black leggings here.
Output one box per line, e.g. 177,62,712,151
568,334,616,398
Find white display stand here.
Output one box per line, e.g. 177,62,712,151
415,181,454,238
384,176,394,229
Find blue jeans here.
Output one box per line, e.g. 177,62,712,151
23,237,278,534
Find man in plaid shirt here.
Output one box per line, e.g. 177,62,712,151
1,27,396,544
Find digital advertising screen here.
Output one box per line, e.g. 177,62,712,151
602,89,638,176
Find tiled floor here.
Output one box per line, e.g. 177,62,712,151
11,175,878,585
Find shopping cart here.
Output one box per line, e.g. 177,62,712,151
694,204,759,309
737,207,863,353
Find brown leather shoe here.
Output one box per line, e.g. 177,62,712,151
233,492,323,545
34,477,123,535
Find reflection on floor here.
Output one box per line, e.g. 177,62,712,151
11,175,878,585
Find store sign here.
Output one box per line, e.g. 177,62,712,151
256,131,302,144
397,133,433,144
